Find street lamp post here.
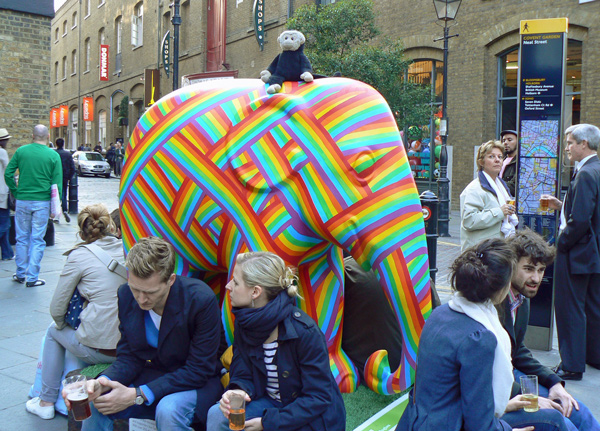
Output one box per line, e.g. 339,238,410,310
171,0,181,91
433,0,461,237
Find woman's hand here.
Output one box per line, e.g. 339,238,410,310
540,194,562,211
245,417,264,431
505,395,533,412
501,203,515,216
218,389,251,418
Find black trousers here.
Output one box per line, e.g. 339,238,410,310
554,250,600,372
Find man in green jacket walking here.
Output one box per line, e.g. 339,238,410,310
4,125,62,287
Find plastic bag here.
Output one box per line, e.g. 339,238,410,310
50,184,62,220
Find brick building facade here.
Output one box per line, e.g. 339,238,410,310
0,1,53,153
51,0,600,206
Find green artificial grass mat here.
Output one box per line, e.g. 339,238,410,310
81,363,111,378
343,385,409,430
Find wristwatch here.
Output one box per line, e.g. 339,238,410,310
135,387,145,405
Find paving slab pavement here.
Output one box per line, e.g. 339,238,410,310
1,178,598,429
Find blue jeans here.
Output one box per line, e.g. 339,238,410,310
207,396,280,431
503,408,570,431
514,369,600,431
15,200,50,281
82,389,197,431
0,207,13,260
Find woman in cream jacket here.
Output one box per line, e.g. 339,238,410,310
26,204,126,420
460,140,518,251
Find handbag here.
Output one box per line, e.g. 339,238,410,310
8,190,16,211
64,242,127,330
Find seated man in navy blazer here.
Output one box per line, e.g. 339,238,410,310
67,236,224,431
504,230,600,431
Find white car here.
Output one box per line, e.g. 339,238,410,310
73,151,111,178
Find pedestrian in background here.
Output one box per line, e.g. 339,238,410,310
94,142,103,154
4,124,62,287
500,129,518,197
114,142,124,177
55,138,75,223
0,128,14,261
460,140,517,251
106,143,115,174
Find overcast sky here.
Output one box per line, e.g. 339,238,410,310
55,0,67,12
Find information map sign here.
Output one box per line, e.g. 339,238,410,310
516,18,567,350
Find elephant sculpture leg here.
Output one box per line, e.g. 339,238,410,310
297,243,360,393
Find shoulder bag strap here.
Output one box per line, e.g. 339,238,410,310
81,243,127,279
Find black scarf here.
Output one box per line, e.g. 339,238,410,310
232,291,295,347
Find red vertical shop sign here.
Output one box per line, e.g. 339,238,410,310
50,108,58,128
83,97,94,121
100,44,109,81
59,105,68,126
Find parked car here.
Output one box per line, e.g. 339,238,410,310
73,151,111,178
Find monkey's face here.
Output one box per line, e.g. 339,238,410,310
279,31,305,51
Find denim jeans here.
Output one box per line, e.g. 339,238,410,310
82,389,197,431
207,396,280,431
503,408,570,431
514,369,600,431
40,323,115,403
0,207,13,260
15,200,50,281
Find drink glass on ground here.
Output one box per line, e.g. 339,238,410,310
540,196,549,211
62,375,91,421
229,392,246,430
520,375,539,412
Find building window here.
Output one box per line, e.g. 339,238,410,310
54,61,59,83
85,38,91,72
62,20,67,36
85,0,90,17
115,16,123,72
72,11,77,28
71,108,79,150
71,50,77,75
181,0,190,51
404,59,444,183
62,56,67,80
496,40,582,136
85,121,92,146
132,2,143,48
98,27,105,45
55,28,59,42
98,110,107,145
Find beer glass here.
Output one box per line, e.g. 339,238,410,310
520,375,539,412
228,392,246,430
540,196,550,211
62,375,91,421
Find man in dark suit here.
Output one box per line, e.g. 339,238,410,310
69,237,224,430
54,138,74,222
504,229,600,430
543,123,600,381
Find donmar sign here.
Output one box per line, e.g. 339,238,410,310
50,108,58,128
83,97,94,121
59,105,69,126
100,44,109,81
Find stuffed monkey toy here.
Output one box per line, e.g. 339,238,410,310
260,30,313,94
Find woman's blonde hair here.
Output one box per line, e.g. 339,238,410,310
476,140,504,170
236,252,302,301
77,204,114,244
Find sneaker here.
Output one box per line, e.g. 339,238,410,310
2,256,15,261
26,397,55,420
26,279,45,288
63,212,71,223
12,274,25,283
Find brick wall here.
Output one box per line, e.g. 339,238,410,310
0,9,52,154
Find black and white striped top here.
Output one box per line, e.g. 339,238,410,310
263,341,281,402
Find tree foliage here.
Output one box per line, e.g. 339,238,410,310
288,0,433,130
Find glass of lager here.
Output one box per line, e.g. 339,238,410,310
228,391,246,430
540,196,550,211
62,375,91,421
519,375,539,412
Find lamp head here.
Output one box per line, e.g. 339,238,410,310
433,0,462,21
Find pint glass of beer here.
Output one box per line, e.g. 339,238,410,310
228,391,246,430
62,375,91,421
540,196,550,211
519,375,539,412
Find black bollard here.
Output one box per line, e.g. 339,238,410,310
68,171,78,214
419,190,439,283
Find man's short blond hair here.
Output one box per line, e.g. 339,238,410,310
126,237,175,283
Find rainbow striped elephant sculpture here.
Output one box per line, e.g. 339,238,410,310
119,77,431,394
